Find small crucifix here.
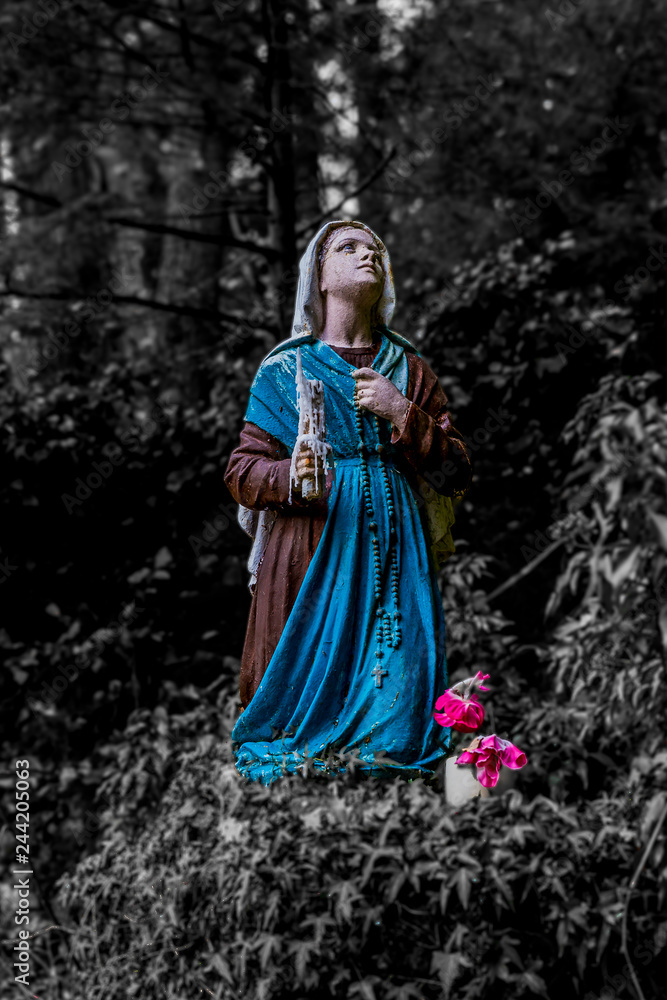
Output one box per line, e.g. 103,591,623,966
371,664,388,688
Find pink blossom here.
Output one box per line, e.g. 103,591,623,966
433,690,484,732
433,671,491,732
456,734,527,788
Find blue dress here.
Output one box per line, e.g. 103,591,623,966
230,329,451,784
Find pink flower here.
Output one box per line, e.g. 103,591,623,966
473,670,491,691
433,690,484,732
456,734,527,788
433,671,491,733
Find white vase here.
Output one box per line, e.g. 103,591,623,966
445,756,491,806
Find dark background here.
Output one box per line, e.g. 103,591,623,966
0,1,665,997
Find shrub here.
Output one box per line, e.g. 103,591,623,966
49,731,664,1000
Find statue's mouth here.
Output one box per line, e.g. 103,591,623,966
358,263,379,274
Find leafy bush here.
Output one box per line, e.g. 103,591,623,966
0,346,259,891
45,727,663,1000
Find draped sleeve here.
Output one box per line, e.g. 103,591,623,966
224,422,330,514
391,354,472,499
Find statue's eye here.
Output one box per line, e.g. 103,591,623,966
342,243,355,252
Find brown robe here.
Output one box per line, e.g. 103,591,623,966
224,338,472,709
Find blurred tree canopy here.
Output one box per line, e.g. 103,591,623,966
2,0,666,359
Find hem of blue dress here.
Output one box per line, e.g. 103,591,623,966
231,743,449,787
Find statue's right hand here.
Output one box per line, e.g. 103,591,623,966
294,444,326,484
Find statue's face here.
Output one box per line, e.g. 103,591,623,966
318,227,383,304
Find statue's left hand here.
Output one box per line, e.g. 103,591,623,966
352,368,410,432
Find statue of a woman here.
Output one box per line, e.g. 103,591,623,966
224,220,472,784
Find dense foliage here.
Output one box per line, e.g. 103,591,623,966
1,0,666,996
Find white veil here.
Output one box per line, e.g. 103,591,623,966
290,219,396,338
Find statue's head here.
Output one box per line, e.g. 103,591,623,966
317,223,384,315
292,219,395,339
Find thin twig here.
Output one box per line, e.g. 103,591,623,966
296,146,398,239
0,924,74,946
0,288,268,330
486,537,567,603
0,181,280,259
620,800,667,1000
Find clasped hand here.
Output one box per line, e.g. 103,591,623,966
352,368,409,429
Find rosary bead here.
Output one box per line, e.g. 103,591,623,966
356,395,401,661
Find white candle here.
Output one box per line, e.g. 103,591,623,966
289,348,332,502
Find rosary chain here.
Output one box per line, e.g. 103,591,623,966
354,402,401,657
